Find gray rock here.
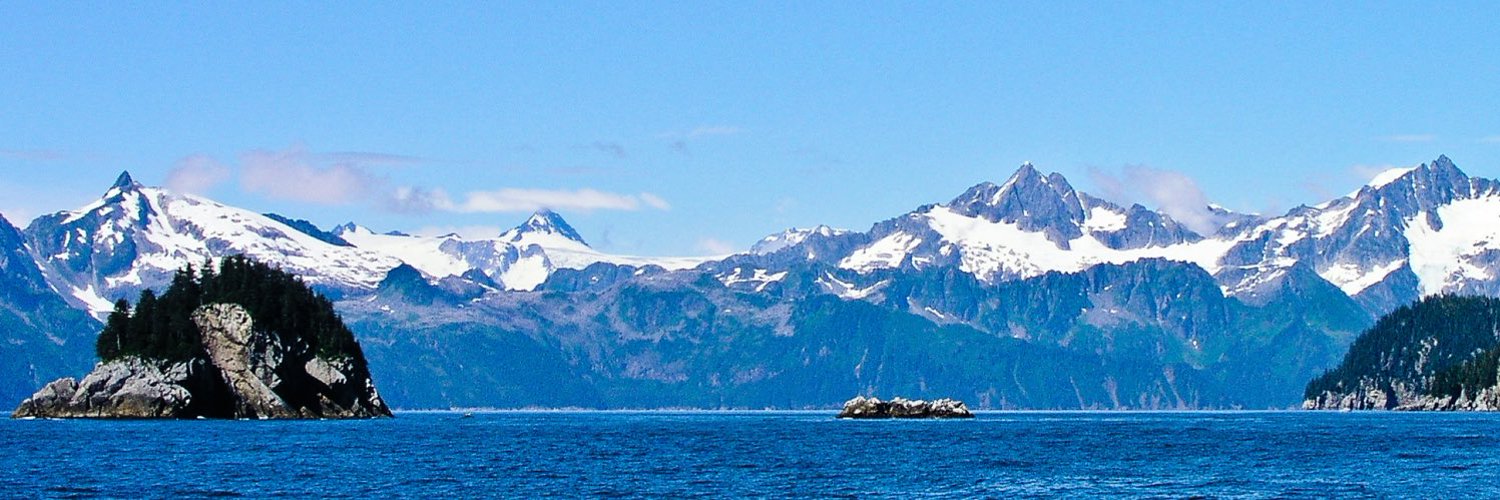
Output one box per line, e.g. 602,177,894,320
836,396,974,419
12,357,200,418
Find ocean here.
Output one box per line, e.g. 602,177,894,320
3,411,1496,497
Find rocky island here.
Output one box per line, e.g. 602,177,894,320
13,256,391,419
837,396,974,419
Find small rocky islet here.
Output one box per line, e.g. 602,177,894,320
12,256,390,419
836,396,974,419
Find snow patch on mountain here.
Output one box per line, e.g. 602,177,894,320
817,273,888,300
1320,260,1406,296
751,226,849,255
1368,166,1420,189
719,267,788,292
838,205,1234,284
1083,206,1128,232
1405,197,1500,296
840,232,923,271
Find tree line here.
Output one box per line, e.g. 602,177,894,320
95,255,364,363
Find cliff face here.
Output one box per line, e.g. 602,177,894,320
13,303,390,419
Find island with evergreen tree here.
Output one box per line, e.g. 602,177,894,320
1304,295,1500,411
13,255,391,419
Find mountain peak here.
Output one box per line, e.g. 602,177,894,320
111,171,139,190
506,209,587,245
1006,162,1043,186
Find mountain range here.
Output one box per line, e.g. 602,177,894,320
4,155,1496,409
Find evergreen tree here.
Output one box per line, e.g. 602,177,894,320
91,254,366,363
94,299,130,360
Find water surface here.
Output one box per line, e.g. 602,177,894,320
3,411,1495,497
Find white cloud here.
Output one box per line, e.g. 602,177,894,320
1480,136,1500,144
1089,165,1225,235
695,237,737,255
384,185,455,214
448,188,670,213
1380,134,1436,143
164,155,231,194
208,145,667,218
639,193,671,210
239,146,382,205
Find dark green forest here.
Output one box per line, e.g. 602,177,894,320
1305,295,1500,400
95,255,364,363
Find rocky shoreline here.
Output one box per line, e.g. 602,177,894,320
1304,378,1500,411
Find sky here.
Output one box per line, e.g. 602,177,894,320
2,2,1498,256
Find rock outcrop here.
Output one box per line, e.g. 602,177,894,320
13,303,391,419
836,396,974,419
1304,380,1500,411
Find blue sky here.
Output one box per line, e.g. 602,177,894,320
2,2,1497,255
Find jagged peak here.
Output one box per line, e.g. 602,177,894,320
1358,155,1470,197
949,162,1080,213
1003,161,1044,188
331,222,366,236
112,171,138,190
505,209,587,245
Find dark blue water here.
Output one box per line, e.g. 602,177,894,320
3,411,1497,497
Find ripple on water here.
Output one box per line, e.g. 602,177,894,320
4,412,1500,497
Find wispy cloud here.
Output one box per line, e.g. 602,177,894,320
1089,165,1226,235
174,144,665,217
165,155,232,194
1480,136,1500,144
1380,134,1436,143
695,237,737,255
384,185,453,214
638,193,671,210
239,147,384,205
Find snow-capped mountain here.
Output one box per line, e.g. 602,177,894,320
751,155,1500,316
20,172,717,313
819,163,1231,284
337,209,712,291
1215,155,1500,312
496,209,712,271
25,172,401,315
334,223,549,290
750,226,852,255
